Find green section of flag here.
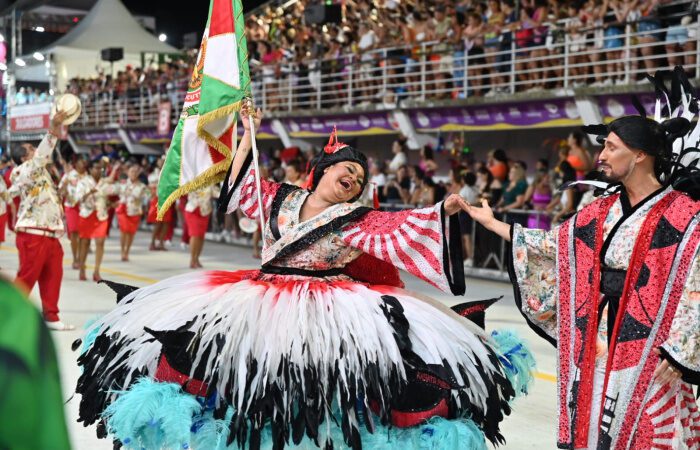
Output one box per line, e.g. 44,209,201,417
156,0,251,219
199,74,246,116
157,116,184,207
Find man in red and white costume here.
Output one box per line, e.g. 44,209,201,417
467,108,700,446
8,110,74,331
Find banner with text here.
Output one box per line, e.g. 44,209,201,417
9,103,51,132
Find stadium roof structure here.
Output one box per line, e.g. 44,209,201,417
0,0,97,14
48,0,175,54
16,0,179,85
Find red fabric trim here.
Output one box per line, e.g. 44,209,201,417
208,0,235,36
599,191,679,447
154,356,210,397
610,193,700,447
205,269,260,286
573,196,614,448
390,398,450,428
455,304,487,317
557,194,618,447
415,372,452,390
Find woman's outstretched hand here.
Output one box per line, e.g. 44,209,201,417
443,193,470,216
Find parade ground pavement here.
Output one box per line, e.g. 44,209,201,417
0,230,557,449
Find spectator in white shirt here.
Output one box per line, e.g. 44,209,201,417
387,137,408,173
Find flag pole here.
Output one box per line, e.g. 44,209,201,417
246,106,267,249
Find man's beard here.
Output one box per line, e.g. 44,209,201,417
596,169,619,184
596,162,632,184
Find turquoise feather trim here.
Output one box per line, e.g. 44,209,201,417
102,379,488,449
490,329,537,397
103,379,202,449
357,417,487,450
81,317,102,355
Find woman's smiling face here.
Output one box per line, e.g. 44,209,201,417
315,161,365,203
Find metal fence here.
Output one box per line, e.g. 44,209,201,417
251,19,700,111
64,14,700,128
74,89,180,128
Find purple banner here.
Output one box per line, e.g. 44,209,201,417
598,93,656,119
281,112,398,137
409,99,582,131
235,120,277,139
70,94,666,145
73,130,122,145
127,128,171,144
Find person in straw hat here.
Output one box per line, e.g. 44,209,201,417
8,109,74,331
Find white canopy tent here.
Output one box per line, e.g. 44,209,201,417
16,0,180,87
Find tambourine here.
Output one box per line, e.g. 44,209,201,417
238,217,258,234
50,93,82,125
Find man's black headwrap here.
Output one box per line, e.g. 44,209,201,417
557,67,700,199
585,115,692,180
580,67,700,197
304,127,369,203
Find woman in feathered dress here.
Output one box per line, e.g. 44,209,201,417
75,109,535,450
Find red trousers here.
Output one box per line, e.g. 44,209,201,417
0,213,6,242
15,232,64,322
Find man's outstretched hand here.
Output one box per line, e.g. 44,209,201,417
444,195,497,228
464,198,496,227
462,197,512,242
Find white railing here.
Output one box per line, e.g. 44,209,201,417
57,16,700,128
250,19,700,112
72,89,184,128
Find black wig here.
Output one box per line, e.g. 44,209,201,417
585,115,691,181
307,145,369,203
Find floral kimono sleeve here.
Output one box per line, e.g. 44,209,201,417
660,249,700,384
509,223,559,343
218,154,279,221
339,202,465,295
